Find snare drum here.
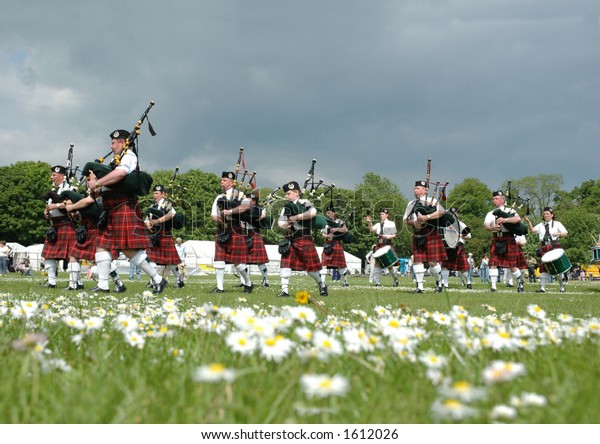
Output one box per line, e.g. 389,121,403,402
592,246,600,264
443,224,460,249
541,248,572,275
373,245,399,268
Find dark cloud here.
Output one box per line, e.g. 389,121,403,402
1,0,599,197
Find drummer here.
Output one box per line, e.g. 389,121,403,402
365,209,400,287
524,207,568,293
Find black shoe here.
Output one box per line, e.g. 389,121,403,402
243,283,254,294
374,283,381,287
91,286,110,293
277,291,290,297
175,280,185,288
517,283,524,293
412,288,424,294
490,288,496,292
506,284,514,288
114,283,127,293
261,278,270,288
393,279,399,287
153,278,168,294
343,282,349,287
76,283,85,290
211,287,224,293
466,284,472,289
234,283,245,288
535,289,546,293
434,285,443,293
44,282,56,289
66,285,78,291
319,283,328,296
146,281,154,288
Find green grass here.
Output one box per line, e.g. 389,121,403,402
1,272,600,424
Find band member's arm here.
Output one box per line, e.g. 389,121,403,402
147,207,176,229
287,207,316,223
523,215,535,233
495,212,521,227
364,215,377,234
64,196,95,212
381,223,397,241
415,204,445,225
221,198,250,217
330,224,348,235
87,169,127,192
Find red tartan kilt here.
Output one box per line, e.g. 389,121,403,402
70,219,98,261
539,243,561,273
443,244,470,272
412,228,448,263
42,221,76,259
281,236,321,272
214,229,248,264
321,240,347,269
96,193,152,251
247,231,269,264
147,230,181,265
490,235,528,269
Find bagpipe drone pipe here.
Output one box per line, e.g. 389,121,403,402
492,181,529,236
81,101,157,196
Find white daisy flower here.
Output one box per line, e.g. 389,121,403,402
259,335,294,362
300,373,349,399
225,330,258,355
431,398,478,421
419,350,448,369
527,304,546,320
438,380,486,403
124,331,145,349
193,363,237,383
482,360,526,385
490,404,517,420
115,314,138,333
83,316,104,332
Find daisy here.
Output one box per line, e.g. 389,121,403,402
83,316,104,333
62,316,85,331
431,398,478,421
527,304,546,320
482,360,526,385
511,392,547,408
490,404,517,420
286,306,317,324
193,363,237,383
419,350,448,369
124,331,145,349
115,314,138,333
300,373,349,399
438,380,486,403
259,335,294,362
225,330,258,355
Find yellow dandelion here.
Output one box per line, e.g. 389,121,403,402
295,290,310,305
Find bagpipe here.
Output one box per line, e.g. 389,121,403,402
81,101,156,196
216,148,274,230
410,159,455,228
269,159,334,231
492,180,529,236
322,187,355,243
216,147,256,211
60,190,103,220
144,167,186,231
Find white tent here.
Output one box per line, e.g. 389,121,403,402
181,240,361,275
23,244,45,271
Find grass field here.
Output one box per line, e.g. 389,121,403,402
1,271,600,424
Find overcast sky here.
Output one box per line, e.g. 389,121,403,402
2,0,599,198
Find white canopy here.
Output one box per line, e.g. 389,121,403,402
182,240,361,275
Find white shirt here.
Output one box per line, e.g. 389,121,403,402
403,196,443,223
531,220,567,242
484,205,518,233
372,220,397,236
211,188,248,219
278,198,316,230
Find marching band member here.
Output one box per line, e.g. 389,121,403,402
483,190,526,293
42,165,76,288
244,192,271,287
524,207,569,292
62,192,126,293
211,171,253,294
277,180,327,297
403,181,447,293
365,209,399,287
87,129,166,294
320,205,349,287
145,184,185,288
440,208,472,290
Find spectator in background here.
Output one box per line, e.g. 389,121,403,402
0,241,11,275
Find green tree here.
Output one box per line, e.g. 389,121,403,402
511,174,564,216
0,161,52,245
446,178,492,262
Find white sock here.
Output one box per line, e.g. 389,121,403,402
214,261,226,290
95,251,112,290
413,263,425,290
280,267,291,293
45,259,57,285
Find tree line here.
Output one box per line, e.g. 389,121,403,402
1,161,599,267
